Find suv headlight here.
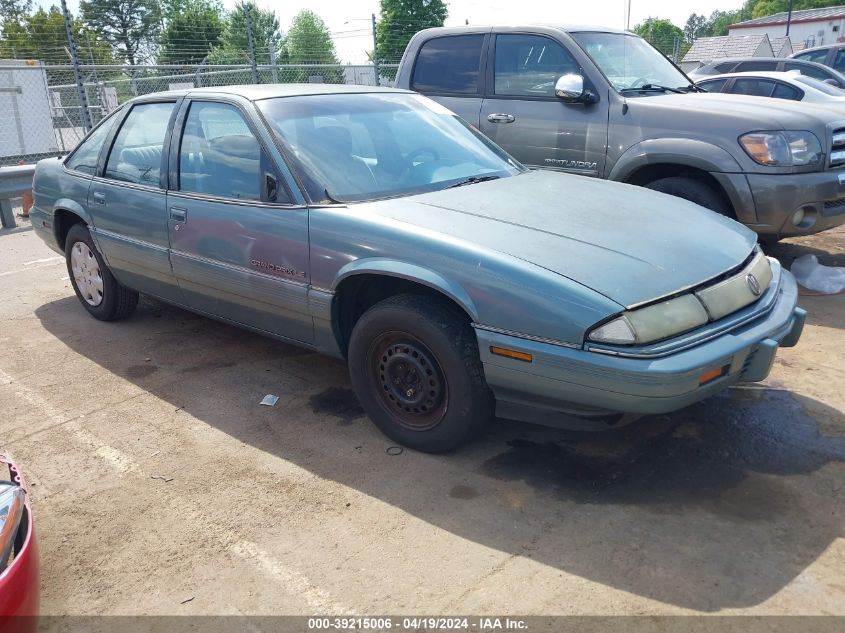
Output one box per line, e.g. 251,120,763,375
588,295,709,345
739,131,822,166
0,484,25,570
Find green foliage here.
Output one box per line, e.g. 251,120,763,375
0,6,114,64
683,13,710,43
633,18,684,55
208,1,282,65
282,9,343,82
377,0,448,64
0,0,32,24
158,0,224,64
80,0,161,65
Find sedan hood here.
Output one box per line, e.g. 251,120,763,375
365,170,757,307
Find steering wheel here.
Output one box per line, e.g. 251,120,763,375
629,77,649,89
406,147,440,166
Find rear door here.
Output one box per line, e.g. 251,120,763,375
480,32,609,176
87,99,184,302
409,33,488,126
166,97,313,344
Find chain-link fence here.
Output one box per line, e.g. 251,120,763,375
0,60,398,167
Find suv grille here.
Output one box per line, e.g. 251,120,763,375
831,128,845,167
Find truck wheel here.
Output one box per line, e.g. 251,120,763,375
645,177,731,216
347,294,494,453
65,223,139,321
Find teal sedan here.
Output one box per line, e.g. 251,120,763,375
29,84,805,453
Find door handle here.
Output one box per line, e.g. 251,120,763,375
170,207,187,222
92,191,106,204
487,113,515,124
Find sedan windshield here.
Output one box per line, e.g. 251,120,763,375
258,93,524,203
570,31,692,92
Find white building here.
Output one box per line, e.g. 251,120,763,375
728,5,845,50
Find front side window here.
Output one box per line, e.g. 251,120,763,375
731,78,776,97
105,102,175,186
697,78,727,92
179,101,266,201
570,32,690,92
65,115,116,175
411,35,484,94
258,93,524,203
494,34,580,97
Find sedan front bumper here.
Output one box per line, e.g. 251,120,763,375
475,269,804,427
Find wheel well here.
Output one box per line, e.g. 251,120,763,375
54,209,85,250
624,164,736,218
333,274,472,357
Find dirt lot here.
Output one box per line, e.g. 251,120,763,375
1,221,844,616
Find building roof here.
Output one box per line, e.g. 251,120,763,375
730,5,845,29
682,34,771,63
770,36,794,55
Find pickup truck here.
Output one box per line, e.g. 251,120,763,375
395,25,845,240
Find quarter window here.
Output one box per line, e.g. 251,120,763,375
104,102,175,186
65,116,115,175
178,101,265,201
772,82,801,100
411,35,484,94
494,34,579,97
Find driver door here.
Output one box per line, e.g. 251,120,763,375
480,33,609,176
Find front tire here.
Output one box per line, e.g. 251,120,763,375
348,294,493,453
645,176,731,216
65,223,138,321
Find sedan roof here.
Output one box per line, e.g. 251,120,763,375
137,83,410,102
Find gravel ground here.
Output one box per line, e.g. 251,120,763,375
1,220,844,616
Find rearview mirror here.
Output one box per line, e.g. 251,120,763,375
554,74,596,103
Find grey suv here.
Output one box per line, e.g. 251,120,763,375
791,44,845,73
395,27,845,239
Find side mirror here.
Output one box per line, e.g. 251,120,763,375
554,74,596,103
823,78,839,86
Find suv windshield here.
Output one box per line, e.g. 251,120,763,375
570,31,691,92
258,93,524,203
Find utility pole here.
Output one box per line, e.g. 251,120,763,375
786,0,794,36
269,40,278,83
371,13,380,87
60,0,92,131
245,3,259,84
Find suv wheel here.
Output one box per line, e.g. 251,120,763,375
645,176,731,216
65,223,139,321
348,294,493,453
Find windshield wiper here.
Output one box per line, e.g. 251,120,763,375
621,84,685,94
445,175,501,189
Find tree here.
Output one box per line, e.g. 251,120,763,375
683,13,710,43
377,0,448,64
80,0,161,65
158,0,224,65
282,9,343,82
0,6,114,64
633,18,684,56
0,0,32,24
208,1,283,65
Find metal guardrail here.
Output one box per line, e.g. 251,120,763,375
0,164,35,229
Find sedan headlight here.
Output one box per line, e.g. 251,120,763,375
0,484,25,570
739,131,822,166
589,295,709,345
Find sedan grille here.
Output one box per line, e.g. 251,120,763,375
831,128,845,168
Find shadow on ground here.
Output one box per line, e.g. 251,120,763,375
36,296,845,612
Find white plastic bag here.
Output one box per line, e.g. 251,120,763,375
790,254,845,294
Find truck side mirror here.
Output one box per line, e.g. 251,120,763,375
554,74,597,104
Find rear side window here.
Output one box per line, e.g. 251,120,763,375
735,61,777,72
714,62,737,73
412,35,484,94
697,78,727,92
772,82,802,100
494,34,580,97
794,49,828,64
105,102,175,186
65,117,115,175
179,101,267,201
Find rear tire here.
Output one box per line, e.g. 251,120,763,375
348,294,493,453
645,176,731,216
65,223,138,321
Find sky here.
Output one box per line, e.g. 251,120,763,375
41,0,745,63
